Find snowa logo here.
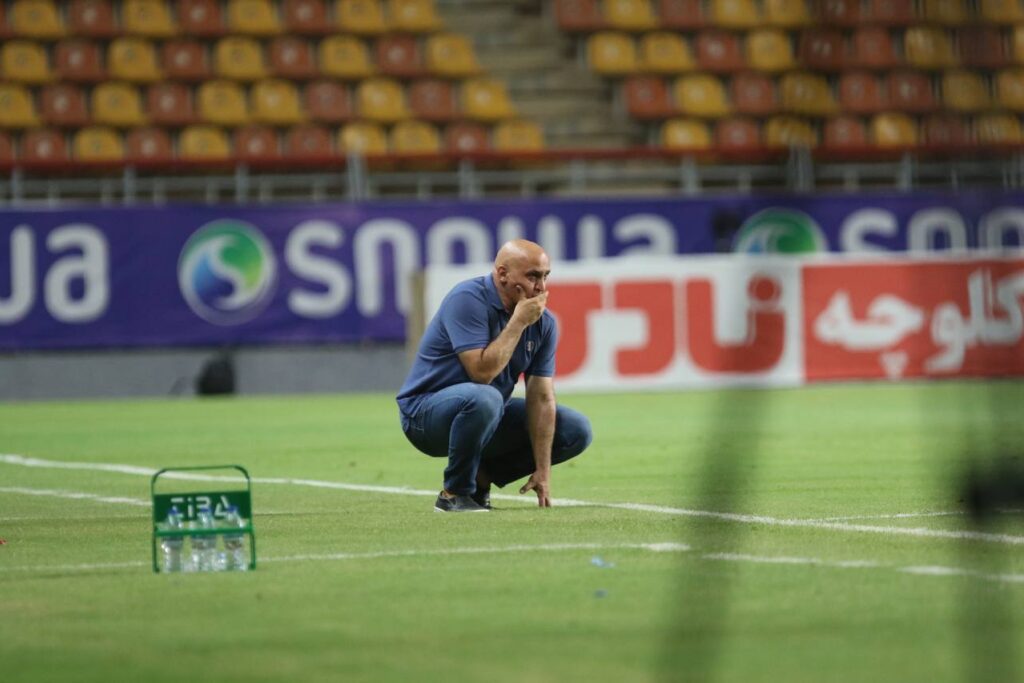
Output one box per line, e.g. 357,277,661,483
178,220,277,325
733,208,828,254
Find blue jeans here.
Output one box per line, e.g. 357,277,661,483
400,383,593,495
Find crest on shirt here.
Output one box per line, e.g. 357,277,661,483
526,341,535,353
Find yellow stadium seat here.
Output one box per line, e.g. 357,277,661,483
922,0,969,24
108,38,163,82
215,37,268,81
781,72,838,115
904,27,957,69
639,32,695,73
10,1,66,39
123,0,178,37
251,79,305,124
980,0,1024,23
73,126,124,161
92,82,147,126
339,121,389,154
320,36,376,79
1,41,53,84
871,112,919,146
603,0,658,30
674,74,731,117
356,77,409,122
228,0,282,35
1012,26,1024,63
0,84,40,127
197,80,250,125
587,32,639,76
745,29,795,72
976,113,1022,143
941,70,990,112
661,118,712,148
493,119,546,152
462,78,516,121
425,33,481,77
709,0,761,29
764,115,817,146
764,0,811,26
336,0,389,34
390,119,442,154
389,0,443,32
180,125,232,159
996,68,1024,111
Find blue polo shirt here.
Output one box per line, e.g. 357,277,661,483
396,274,557,417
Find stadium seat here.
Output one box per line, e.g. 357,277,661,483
146,82,195,125
996,68,1024,110
764,115,817,146
284,123,334,159
409,79,458,120
227,0,283,35
283,0,332,34
68,0,118,38
10,1,65,39
234,124,280,159
941,70,990,112
493,119,545,152
555,0,606,32
980,0,1024,23
444,121,489,152
197,80,250,126
462,78,516,121
797,28,847,71
838,71,886,113
958,28,1010,69
304,80,353,122
714,117,760,149
270,36,318,79
0,85,38,128
320,35,376,79
40,83,90,126
178,0,226,36
389,0,443,33
252,79,306,124
1,41,53,84
850,27,901,69
603,0,657,30
1014,26,1024,64
870,112,918,145
866,0,917,24
390,119,441,154
822,115,867,148
904,26,957,69
125,126,174,162
731,72,778,115
21,128,67,162
921,0,968,24
339,121,388,154
376,35,424,77
709,0,760,29
108,38,163,82
695,31,745,72
55,40,105,82
975,113,1022,143
745,29,795,72
356,77,409,122
638,32,694,74
215,37,267,81
122,0,178,37
922,114,971,145
179,125,232,159
764,0,812,26
660,117,712,148
336,0,389,34
162,41,211,81
92,82,146,126
886,70,938,112
0,133,14,164
780,72,838,115
425,33,481,77
73,126,123,161
813,0,861,26
674,74,731,117
659,0,707,29
624,76,676,118
587,32,639,75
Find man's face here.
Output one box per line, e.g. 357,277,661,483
501,252,551,304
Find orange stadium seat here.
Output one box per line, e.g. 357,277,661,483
764,115,817,146
197,80,250,126
215,37,267,81
659,0,707,29
0,133,14,163
764,0,812,27
555,0,606,32
234,125,280,159
838,71,886,113
252,79,306,124
695,31,745,72
68,0,118,38
304,80,353,122
389,0,443,33
674,74,731,117
638,32,694,73
980,0,1024,23
21,129,68,162
178,0,226,36
813,0,862,25
425,33,481,77
941,70,990,112
745,29,795,72
921,0,968,24
660,117,712,148
850,27,901,70
40,83,90,126
283,0,332,34
797,28,847,71
11,1,66,39
866,0,917,24
1014,26,1024,63
871,112,918,145
975,113,1022,143
587,32,639,76
715,117,761,149
1,41,53,84
336,0,389,34
122,0,177,37
284,123,334,159
780,72,838,115
996,68,1024,110
623,76,676,118
493,119,545,152
390,119,442,154
356,77,409,122
55,40,105,82
146,82,195,125
162,41,211,81
179,125,232,159
603,0,657,30
73,126,123,161
709,0,760,29
92,82,146,127
339,121,389,154
320,35,376,79
227,0,283,35
409,79,458,120
922,114,971,145
886,70,938,112
731,72,778,115
125,126,174,162
270,36,318,79
445,121,489,153
463,78,516,121
823,115,867,148
376,35,425,77
904,26,957,69
108,38,163,82
958,27,1010,69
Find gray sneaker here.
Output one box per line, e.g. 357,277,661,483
434,491,490,512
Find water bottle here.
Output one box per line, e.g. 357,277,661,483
159,506,185,573
221,505,248,572
190,505,217,572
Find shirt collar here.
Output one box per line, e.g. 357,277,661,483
484,273,507,312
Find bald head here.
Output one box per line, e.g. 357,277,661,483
492,240,551,311
494,239,547,270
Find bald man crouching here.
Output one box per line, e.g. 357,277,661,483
396,240,593,512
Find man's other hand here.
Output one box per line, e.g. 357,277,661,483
519,470,552,507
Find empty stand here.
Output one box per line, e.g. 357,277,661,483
336,0,389,34
283,0,332,34
162,41,212,81
270,36,318,79
674,74,731,117
731,72,778,115
823,115,868,147
123,0,178,37
996,68,1024,110
21,128,68,162
304,80,353,122
73,126,124,161
624,76,676,118
55,40,105,82
958,27,1010,69
2,41,53,84
587,32,639,76
746,29,796,72
215,36,268,80
797,28,847,71
980,0,1024,23
661,117,712,148
425,33,481,77
390,118,442,154
390,0,443,33
942,70,990,112
180,125,232,159
409,79,458,120
493,119,545,152
68,0,119,38
178,0,226,37
850,27,902,69
975,113,1022,142
904,26,957,69
11,0,66,39
659,0,707,29
252,78,306,124
838,71,887,113
197,80,250,125
356,77,409,122
462,78,516,121
0,133,14,163
444,121,489,152
866,0,917,24
871,112,918,145
41,83,90,126
556,0,606,32
284,123,333,158
92,82,147,127
764,0,813,27
715,117,761,149
886,70,938,112
234,124,280,159
695,31,746,72
320,35,376,79
639,32,695,73
125,126,174,162
109,38,163,82
146,82,195,126
376,35,425,77
764,115,817,146
228,0,283,35
780,72,838,115
813,0,862,25
921,0,969,24
339,121,389,154
710,0,761,29
922,114,971,145
603,0,657,30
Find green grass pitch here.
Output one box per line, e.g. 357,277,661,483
2,381,1024,683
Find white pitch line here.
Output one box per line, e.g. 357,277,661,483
3,453,1024,547
0,486,150,507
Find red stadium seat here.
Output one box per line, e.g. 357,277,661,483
284,123,334,159
623,76,676,119
813,0,862,26
68,0,119,38
798,28,847,71
55,40,105,82
162,40,211,81
867,0,917,24
304,80,353,123
695,31,745,72
838,71,887,113
659,0,706,29
0,132,14,163
555,0,605,31
178,0,225,37
21,129,68,164
922,113,972,146
125,126,173,162
40,83,90,127
850,27,901,70
376,35,424,78
270,36,318,79
445,121,489,153
730,72,778,115
714,117,761,150
409,79,458,121
146,82,195,126
886,70,938,113
283,0,331,34
958,27,1010,69
234,125,280,159
823,115,868,148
